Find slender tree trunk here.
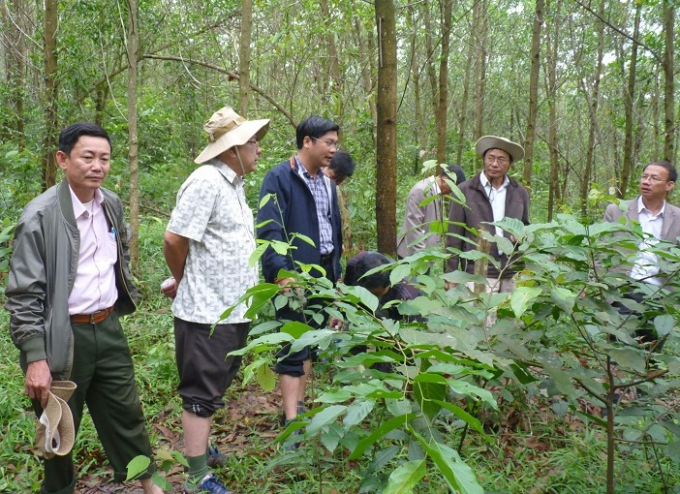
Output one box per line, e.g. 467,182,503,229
662,1,675,162
355,17,377,146
653,61,660,159
239,0,253,116
42,0,58,190
579,0,605,216
375,0,397,257
408,3,425,173
2,0,26,148
546,0,561,221
473,0,488,171
455,0,479,167
127,0,140,271
523,0,544,193
620,1,640,198
423,0,438,114
436,0,452,165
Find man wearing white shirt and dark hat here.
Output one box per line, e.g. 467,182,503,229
445,135,530,293
163,106,269,494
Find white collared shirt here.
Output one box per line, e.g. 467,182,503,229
479,173,510,236
630,196,665,285
167,159,258,324
68,187,118,314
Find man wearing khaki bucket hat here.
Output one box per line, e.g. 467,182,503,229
163,106,269,494
5,122,163,493
445,135,530,294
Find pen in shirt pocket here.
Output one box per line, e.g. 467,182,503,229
110,227,116,240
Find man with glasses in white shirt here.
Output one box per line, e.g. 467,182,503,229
445,135,530,293
604,160,680,350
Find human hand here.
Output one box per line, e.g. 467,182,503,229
276,277,296,293
445,282,459,290
25,359,52,407
160,277,177,299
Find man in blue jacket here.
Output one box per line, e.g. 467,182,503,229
257,116,342,427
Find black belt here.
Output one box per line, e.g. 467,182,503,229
320,252,334,264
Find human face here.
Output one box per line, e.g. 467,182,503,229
232,137,262,176
437,176,452,195
56,135,111,202
482,148,512,184
324,167,347,186
639,164,674,202
307,131,338,168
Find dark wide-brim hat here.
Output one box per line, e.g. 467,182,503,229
475,135,524,163
194,106,270,164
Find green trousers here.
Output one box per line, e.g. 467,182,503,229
34,310,154,494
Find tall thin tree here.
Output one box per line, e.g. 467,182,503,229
42,0,58,190
239,0,253,116
127,0,140,270
523,0,545,193
375,0,398,257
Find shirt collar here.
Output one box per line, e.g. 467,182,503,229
69,186,103,218
637,196,665,217
208,158,241,185
479,172,509,191
295,155,325,181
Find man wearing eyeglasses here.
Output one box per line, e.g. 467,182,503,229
445,135,530,293
604,160,680,350
258,116,343,434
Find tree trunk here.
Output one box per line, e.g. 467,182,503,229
375,0,397,257
546,0,561,221
620,1,640,198
436,0,452,165
473,0,488,170
2,0,26,148
354,17,377,147
239,0,253,116
408,3,425,172
42,0,58,190
523,0,544,193
423,0,438,115
455,0,479,167
127,0,140,271
320,0,343,118
579,0,605,217
662,1,675,162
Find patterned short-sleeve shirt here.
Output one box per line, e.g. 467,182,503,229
167,159,258,324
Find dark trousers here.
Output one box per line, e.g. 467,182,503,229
613,291,667,352
34,311,154,494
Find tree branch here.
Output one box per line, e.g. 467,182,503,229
142,54,296,128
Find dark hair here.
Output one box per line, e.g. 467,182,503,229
440,164,466,185
351,252,393,291
329,151,356,181
644,160,677,183
296,115,340,149
58,122,112,156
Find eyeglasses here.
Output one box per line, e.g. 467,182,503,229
484,155,509,165
311,137,340,150
245,139,258,146
640,174,669,183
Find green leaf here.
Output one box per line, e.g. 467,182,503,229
495,234,515,256
383,459,426,494
257,363,276,392
344,400,375,428
432,400,490,441
320,423,344,454
654,314,674,337
281,320,312,339
348,414,416,460
125,455,151,481
510,287,542,318
411,433,483,494
307,405,347,434
259,193,273,209
413,373,447,421
292,232,316,247
151,472,173,491
390,263,412,286
550,286,576,315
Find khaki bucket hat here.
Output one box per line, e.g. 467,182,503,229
194,106,270,164
35,380,77,458
475,135,525,163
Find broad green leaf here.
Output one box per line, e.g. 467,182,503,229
371,445,400,470
383,459,426,494
550,286,576,315
291,232,316,247
307,405,347,434
151,472,173,491
257,363,276,392
125,455,151,481
432,400,490,441
348,414,416,460
281,320,312,338
390,263,412,286
413,373,447,420
412,433,483,494
510,286,542,318
271,239,292,255
495,234,515,256
344,400,375,428
259,193,273,209
654,314,675,337
320,423,344,454
609,348,647,373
